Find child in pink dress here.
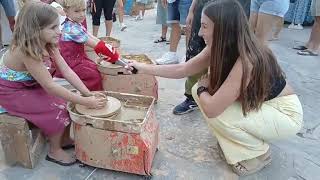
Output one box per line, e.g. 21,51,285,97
0,2,107,166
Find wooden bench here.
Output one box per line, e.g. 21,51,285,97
0,113,45,169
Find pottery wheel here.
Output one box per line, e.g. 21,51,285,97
75,96,121,117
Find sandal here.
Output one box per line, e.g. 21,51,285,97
46,155,77,166
231,149,272,176
154,37,167,43
62,144,75,150
293,45,308,51
297,49,319,56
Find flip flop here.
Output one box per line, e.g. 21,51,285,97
62,144,75,150
154,37,167,43
293,45,308,50
297,49,319,56
46,155,77,166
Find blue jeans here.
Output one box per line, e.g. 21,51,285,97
167,0,192,26
0,0,16,17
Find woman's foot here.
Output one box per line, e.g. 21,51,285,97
46,148,77,166
154,36,167,43
231,149,272,176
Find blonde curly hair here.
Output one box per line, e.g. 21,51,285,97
59,0,86,10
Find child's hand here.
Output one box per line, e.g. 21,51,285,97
85,95,107,109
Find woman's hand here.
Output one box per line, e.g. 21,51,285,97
198,74,209,88
124,61,145,74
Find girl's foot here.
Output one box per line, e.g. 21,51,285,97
231,149,271,176
46,148,77,166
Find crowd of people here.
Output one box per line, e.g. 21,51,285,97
0,0,319,177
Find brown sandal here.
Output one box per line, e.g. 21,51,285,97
231,149,272,176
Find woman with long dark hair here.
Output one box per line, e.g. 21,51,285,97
126,0,303,176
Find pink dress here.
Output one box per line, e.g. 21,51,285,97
0,55,70,136
55,18,103,91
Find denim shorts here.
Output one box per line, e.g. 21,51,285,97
0,0,16,17
250,0,289,17
167,0,192,26
156,0,168,25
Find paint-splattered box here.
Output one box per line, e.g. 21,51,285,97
98,54,158,101
67,91,159,176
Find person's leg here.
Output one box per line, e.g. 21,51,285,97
169,23,181,52
271,17,284,40
192,86,303,175
255,13,281,44
248,0,259,32
92,0,103,36
255,0,289,44
173,0,206,115
155,0,168,43
306,16,320,52
156,1,180,64
162,24,168,39
117,0,127,31
103,0,117,36
178,0,192,48
1,0,16,31
48,131,75,164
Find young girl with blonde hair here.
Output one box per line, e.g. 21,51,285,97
0,1,107,166
57,0,123,91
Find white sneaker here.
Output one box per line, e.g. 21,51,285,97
295,24,304,30
288,23,295,29
120,24,127,31
135,15,143,21
156,52,179,65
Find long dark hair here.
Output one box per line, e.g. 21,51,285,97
203,0,285,115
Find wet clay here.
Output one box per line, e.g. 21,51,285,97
122,54,153,64
75,96,121,117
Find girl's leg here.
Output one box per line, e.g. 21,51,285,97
48,131,75,163
61,125,74,147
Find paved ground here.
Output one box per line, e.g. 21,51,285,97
0,5,319,180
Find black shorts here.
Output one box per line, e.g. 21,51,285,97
92,0,117,25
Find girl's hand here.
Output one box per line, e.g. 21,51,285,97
84,94,107,109
198,74,209,88
124,61,144,74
